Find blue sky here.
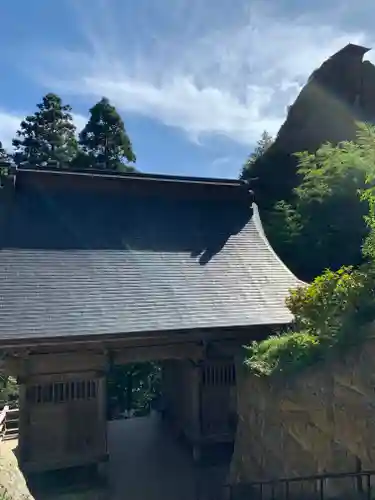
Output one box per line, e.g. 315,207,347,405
1,0,374,178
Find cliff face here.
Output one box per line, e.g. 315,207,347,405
230,338,375,498
250,44,375,208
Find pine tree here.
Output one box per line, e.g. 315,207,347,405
0,141,11,182
12,93,78,168
78,97,136,171
0,141,10,166
0,141,11,184
241,130,273,180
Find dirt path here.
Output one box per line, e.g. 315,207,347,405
0,439,33,499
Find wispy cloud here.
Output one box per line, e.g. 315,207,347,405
27,0,375,146
0,111,23,150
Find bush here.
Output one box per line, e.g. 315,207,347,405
244,331,321,376
245,265,375,377
244,124,375,377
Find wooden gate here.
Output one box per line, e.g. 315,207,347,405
20,375,107,471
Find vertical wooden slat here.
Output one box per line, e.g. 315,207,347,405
319,478,324,500
18,382,29,465
285,480,289,500
367,474,371,500
271,482,275,500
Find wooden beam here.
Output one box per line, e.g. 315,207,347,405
113,342,204,365
1,356,22,377
15,351,107,377
0,324,271,352
210,339,248,357
26,370,100,384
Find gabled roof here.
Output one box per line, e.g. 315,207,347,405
0,167,302,342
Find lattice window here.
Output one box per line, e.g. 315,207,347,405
201,362,236,387
26,379,98,405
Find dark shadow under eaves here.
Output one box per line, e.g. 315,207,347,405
191,202,254,265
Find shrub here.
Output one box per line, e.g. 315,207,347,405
244,124,375,377
245,265,375,376
244,331,321,376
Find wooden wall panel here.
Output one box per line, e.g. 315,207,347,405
19,373,107,473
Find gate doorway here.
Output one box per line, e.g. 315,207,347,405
107,412,197,500
106,362,162,421
106,359,198,500
104,357,236,500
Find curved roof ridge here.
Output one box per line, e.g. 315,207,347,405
252,202,307,287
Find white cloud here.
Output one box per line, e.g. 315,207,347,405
29,0,375,146
71,113,87,134
0,111,86,150
0,111,22,150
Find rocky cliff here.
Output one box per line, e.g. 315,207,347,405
230,338,375,498
249,44,375,208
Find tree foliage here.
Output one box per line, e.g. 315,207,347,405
1,93,138,172
107,363,161,418
241,130,273,181
245,123,375,377
245,264,375,377
0,376,18,406
266,123,375,281
12,93,78,167
0,141,11,185
78,97,136,171
0,141,10,165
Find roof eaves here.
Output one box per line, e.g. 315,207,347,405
15,165,246,188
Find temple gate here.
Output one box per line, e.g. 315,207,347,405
0,166,301,473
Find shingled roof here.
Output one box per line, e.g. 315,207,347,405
0,167,302,342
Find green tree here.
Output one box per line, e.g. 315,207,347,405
245,123,375,377
241,130,273,180
0,141,10,165
78,97,136,171
245,265,375,376
266,123,375,281
12,93,78,168
107,363,161,419
0,141,11,186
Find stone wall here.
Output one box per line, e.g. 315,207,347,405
230,339,375,497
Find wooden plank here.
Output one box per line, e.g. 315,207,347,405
112,342,203,365
27,352,107,375
5,342,204,378
26,370,100,384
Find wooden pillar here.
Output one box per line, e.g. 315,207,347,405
97,375,108,458
161,360,175,421
17,381,29,466
17,354,31,467
190,362,202,442
190,361,202,461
